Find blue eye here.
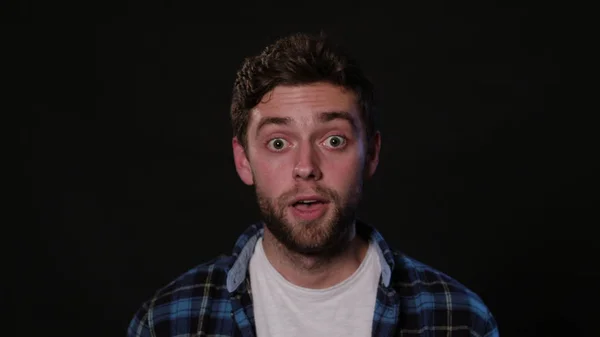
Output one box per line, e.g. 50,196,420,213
324,135,346,148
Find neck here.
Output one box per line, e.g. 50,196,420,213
261,222,369,289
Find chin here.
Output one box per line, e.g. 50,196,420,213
282,216,352,256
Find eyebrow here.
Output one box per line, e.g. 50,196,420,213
318,111,358,132
255,111,359,137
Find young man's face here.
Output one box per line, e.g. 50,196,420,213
233,82,380,255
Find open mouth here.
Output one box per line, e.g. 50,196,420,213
292,199,327,211
288,195,329,220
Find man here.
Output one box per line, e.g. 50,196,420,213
127,32,499,337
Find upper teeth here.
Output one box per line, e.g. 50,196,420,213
300,200,316,203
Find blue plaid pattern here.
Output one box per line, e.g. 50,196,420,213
128,221,499,336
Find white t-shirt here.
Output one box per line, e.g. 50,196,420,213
249,237,381,337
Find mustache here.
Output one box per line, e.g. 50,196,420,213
278,185,340,205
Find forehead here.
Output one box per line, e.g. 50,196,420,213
249,82,360,125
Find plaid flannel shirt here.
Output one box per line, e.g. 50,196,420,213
127,220,499,337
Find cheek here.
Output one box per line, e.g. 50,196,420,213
253,159,291,193
324,161,362,195
324,156,363,185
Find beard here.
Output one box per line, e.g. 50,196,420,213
255,181,363,258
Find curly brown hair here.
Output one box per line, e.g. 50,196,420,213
230,32,378,153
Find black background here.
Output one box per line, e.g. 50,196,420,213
19,0,597,336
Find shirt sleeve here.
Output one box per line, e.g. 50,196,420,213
127,301,153,337
483,310,500,337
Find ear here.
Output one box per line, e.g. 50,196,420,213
232,136,254,185
365,131,381,179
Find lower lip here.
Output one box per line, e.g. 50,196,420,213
290,203,328,221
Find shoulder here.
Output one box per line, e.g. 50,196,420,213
126,254,234,337
390,251,499,336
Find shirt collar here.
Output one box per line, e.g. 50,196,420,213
226,220,396,293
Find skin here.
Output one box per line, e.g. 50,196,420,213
232,82,381,289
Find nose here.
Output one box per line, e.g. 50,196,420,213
293,142,322,181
